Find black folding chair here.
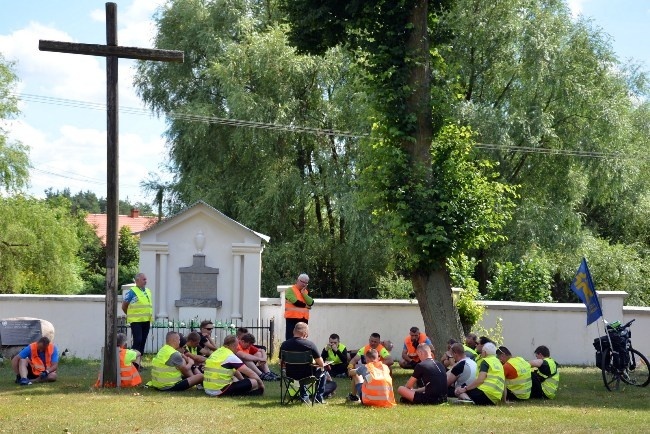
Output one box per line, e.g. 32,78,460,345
280,350,318,405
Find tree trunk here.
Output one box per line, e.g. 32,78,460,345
412,267,464,356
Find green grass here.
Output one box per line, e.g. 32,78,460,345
1,358,649,433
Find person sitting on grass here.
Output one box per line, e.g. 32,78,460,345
529,345,559,400
399,326,432,369
348,348,396,407
397,343,447,405
446,342,477,397
236,333,279,381
12,336,58,386
497,345,532,401
321,333,349,378
147,331,203,392
95,333,141,388
454,342,505,405
203,335,265,397
183,331,207,372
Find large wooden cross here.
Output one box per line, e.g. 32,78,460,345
39,2,183,387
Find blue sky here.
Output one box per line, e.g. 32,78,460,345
0,0,649,205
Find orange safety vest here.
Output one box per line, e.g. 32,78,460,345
361,361,396,408
94,348,142,388
28,342,54,375
284,284,310,320
404,332,429,363
361,344,389,362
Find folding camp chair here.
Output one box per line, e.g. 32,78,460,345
280,350,318,405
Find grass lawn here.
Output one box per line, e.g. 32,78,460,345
1,358,649,433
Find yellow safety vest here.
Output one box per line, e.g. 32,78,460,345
477,355,506,404
126,287,153,324
204,346,237,393
326,344,347,364
538,357,559,399
505,356,532,399
464,345,478,359
148,344,182,389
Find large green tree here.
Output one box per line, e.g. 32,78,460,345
135,0,390,297
0,54,29,193
280,0,516,351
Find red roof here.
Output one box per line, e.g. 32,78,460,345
85,209,157,243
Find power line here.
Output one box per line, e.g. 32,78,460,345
13,91,647,160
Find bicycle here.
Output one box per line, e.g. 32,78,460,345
593,319,650,391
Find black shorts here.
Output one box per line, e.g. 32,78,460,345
413,391,447,405
220,378,256,396
26,365,40,380
163,379,192,392
466,388,496,405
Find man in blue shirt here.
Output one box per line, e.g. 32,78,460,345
12,336,59,385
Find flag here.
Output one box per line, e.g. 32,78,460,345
570,258,603,325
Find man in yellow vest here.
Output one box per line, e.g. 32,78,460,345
147,331,203,391
284,273,314,340
529,345,560,399
454,342,505,405
349,348,396,407
122,272,153,357
496,345,532,401
203,335,265,397
321,333,349,378
399,326,432,369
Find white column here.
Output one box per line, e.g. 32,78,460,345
232,254,242,319
158,253,169,318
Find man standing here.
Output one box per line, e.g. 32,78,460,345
204,335,265,397
349,348,396,407
12,336,58,385
529,345,560,399
284,273,314,340
280,322,327,404
147,331,203,391
399,326,432,369
122,272,153,355
397,343,447,405
497,346,532,401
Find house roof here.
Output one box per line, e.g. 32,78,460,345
85,209,158,243
139,200,270,243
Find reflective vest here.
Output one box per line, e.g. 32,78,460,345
404,333,428,362
477,355,506,404
148,344,182,389
126,287,153,324
537,358,559,399
284,285,310,319
361,362,396,408
28,342,54,375
326,344,347,364
464,345,478,360
505,356,531,399
204,346,236,393
94,348,142,388
360,344,389,362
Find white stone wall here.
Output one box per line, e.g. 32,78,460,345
2,292,647,363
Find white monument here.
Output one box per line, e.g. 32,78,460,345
138,201,270,322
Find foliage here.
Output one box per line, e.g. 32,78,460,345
486,257,553,303
44,188,154,215
0,54,29,193
448,254,485,332
0,196,83,294
375,273,415,299
472,316,504,347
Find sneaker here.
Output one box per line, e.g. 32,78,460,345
347,393,360,402
301,396,312,405
196,384,204,390
315,397,327,404
15,375,21,384
269,372,281,381
19,378,32,386
455,398,474,405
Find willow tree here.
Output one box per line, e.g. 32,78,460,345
279,0,515,350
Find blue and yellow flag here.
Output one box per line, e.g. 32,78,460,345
570,258,603,325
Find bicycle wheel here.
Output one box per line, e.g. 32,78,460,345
621,348,650,387
601,348,620,391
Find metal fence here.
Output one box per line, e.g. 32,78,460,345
117,317,275,357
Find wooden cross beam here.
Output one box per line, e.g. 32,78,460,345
38,2,183,387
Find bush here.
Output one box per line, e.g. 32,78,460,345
448,255,484,333
487,258,553,302
375,273,414,299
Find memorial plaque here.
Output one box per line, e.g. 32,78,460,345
0,319,42,346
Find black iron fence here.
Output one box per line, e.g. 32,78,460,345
117,317,275,357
